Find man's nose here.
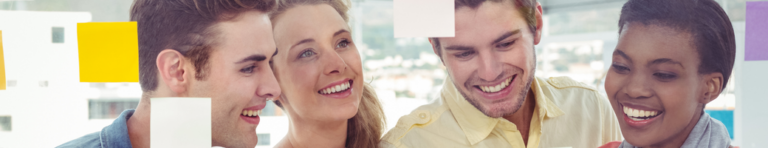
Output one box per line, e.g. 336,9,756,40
257,67,281,100
477,51,502,81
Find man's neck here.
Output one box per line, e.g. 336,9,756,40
280,117,348,148
127,98,151,148
502,89,537,146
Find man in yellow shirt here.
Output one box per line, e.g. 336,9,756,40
380,0,622,147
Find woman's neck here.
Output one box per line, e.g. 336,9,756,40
278,117,348,148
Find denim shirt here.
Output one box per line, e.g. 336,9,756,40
57,109,135,148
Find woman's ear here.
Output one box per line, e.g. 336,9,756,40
156,49,191,94
701,73,724,104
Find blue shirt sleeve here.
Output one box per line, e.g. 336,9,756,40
56,132,102,148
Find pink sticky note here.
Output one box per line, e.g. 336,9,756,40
746,1,768,61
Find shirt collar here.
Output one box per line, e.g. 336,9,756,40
442,77,564,145
100,109,135,148
621,112,731,148
531,77,565,118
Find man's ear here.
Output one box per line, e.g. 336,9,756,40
429,38,444,64
156,49,190,94
533,2,544,45
701,73,724,104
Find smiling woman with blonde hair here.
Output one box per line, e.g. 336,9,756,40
268,0,386,147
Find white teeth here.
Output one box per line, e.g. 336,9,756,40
623,106,660,119
242,110,262,117
320,81,351,94
480,78,512,93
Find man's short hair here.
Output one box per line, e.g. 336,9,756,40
618,0,735,90
431,0,538,55
131,0,276,92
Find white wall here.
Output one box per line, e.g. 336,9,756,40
0,11,97,148
733,20,768,148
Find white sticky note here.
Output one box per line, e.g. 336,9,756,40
394,0,455,38
150,97,211,148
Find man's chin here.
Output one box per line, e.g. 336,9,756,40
212,127,259,148
214,137,258,148
479,99,523,118
462,93,521,117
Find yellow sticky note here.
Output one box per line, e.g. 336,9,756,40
77,22,139,82
1,30,5,90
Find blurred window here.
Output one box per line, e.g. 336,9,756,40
6,80,16,87
261,100,280,116
88,99,139,119
0,116,10,131
52,27,64,43
257,133,270,146
38,80,48,87
535,41,606,87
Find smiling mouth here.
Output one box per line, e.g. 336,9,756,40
241,109,262,117
624,106,663,121
475,75,515,93
318,80,353,94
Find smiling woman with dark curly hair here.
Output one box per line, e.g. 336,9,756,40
602,0,736,147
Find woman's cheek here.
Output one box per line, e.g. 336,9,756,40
344,49,363,72
604,73,621,97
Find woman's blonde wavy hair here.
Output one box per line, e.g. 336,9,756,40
269,0,386,147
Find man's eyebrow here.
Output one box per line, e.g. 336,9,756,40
333,29,349,36
444,45,474,51
613,49,631,62
491,29,521,44
236,54,267,64
648,58,684,69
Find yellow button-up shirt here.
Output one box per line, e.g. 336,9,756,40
380,76,622,148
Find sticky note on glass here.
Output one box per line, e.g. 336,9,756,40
746,1,768,61
77,22,139,82
394,0,454,38
151,97,211,148
0,30,5,90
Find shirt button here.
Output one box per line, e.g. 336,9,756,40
419,113,427,119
